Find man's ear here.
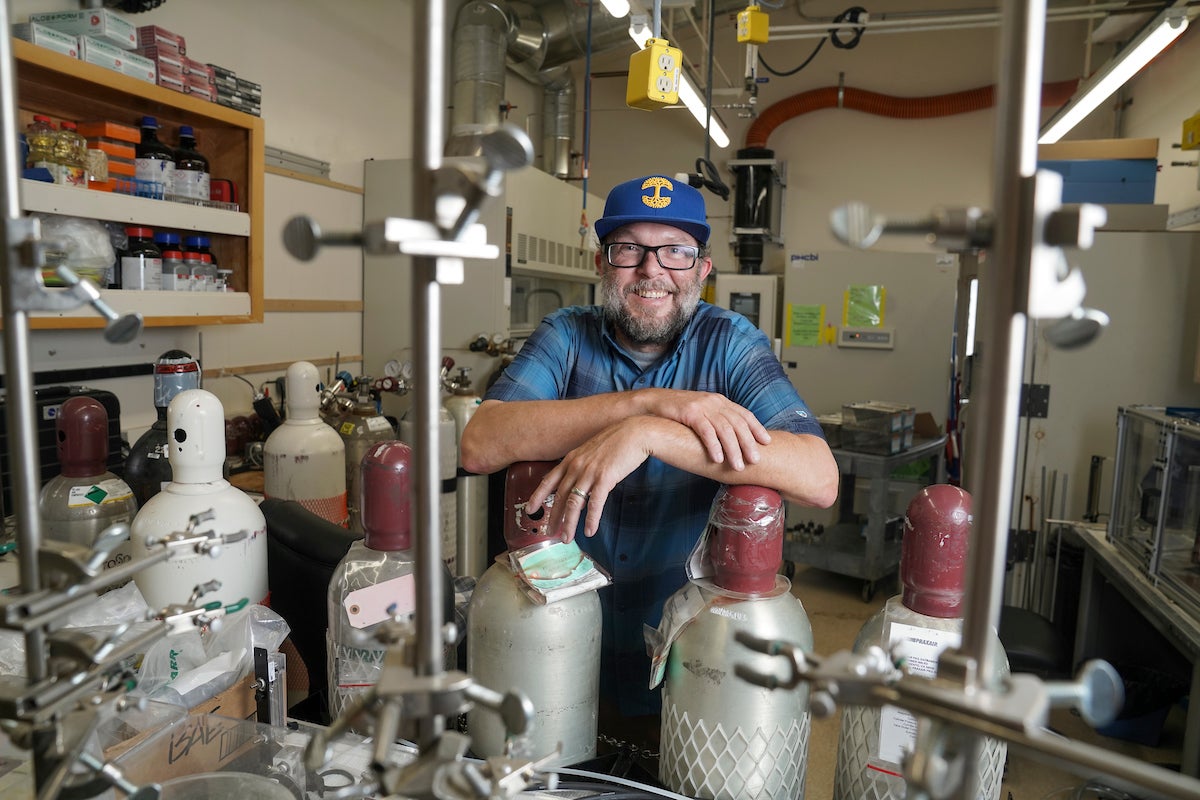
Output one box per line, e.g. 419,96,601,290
698,255,713,282
594,249,603,275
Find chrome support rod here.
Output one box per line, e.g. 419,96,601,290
412,0,447,746
0,0,48,683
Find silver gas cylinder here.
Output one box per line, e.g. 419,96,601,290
443,366,486,579
467,461,601,767
264,361,348,526
835,485,1009,800
399,403,458,573
658,485,813,800
39,396,138,578
131,389,268,610
331,389,394,533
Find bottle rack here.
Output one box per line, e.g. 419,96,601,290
11,38,264,328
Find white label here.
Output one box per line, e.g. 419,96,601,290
343,574,416,629
173,170,210,200
875,623,962,765
121,255,163,290
134,157,175,198
66,478,134,508
366,415,392,432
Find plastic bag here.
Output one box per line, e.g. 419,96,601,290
33,212,116,286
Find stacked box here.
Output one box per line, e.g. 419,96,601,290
136,25,184,57
182,58,215,98
840,401,916,455
157,71,186,94
29,9,136,50
206,63,262,116
12,22,80,58
136,46,184,83
78,36,156,83
79,121,139,187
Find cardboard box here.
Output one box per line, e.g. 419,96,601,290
137,48,185,76
78,35,156,83
12,21,80,58
85,138,136,160
157,71,186,94
136,24,185,56
77,120,140,143
188,674,257,719
186,82,218,103
30,8,137,50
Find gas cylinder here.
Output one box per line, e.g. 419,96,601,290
264,361,348,526
39,396,138,577
130,389,268,610
331,381,394,533
467,461,601,766
326,440,456,730
657,485,813,800
124,350,201,506
443,366,487,578
834,485,1009,800
399,405,458,573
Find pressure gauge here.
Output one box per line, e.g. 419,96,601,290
384,359,402,378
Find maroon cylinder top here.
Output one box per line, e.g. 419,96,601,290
901,484,973,618
56,397,109,478
708,484,784,595
504,461,557,550
361,440,412,551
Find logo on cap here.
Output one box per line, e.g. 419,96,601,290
641,176,674,209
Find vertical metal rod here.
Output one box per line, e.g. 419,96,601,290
412,0,446,744
0,0,48,683
953,5,1046,797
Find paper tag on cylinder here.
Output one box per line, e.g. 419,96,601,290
343,574,416,629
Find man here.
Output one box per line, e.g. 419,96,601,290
461,174,838,747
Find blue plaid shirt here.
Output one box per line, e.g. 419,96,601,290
485,301,823,717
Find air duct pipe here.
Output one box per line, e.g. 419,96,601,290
451,0,510,142
538,65,575,178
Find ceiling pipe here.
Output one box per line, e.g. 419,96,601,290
744,79,1081,149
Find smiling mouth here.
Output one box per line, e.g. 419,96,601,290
629,284,673,300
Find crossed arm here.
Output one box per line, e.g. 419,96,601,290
460,388,840,541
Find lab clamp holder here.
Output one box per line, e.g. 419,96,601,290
285,122,560,798
0,510,258,800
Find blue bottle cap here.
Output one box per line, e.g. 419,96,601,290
141,116,158,129
180,125,194,138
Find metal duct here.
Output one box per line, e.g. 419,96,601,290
451,0,510,137
539,65,575,177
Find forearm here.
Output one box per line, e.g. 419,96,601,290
645,417,840,508
461,393,653,474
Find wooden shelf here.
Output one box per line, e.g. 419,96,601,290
12,38,264,327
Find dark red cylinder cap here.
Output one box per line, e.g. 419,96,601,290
901,484,972,618
56,397,109,478
361,440,412,551
709,485,784,594
504,461,557,550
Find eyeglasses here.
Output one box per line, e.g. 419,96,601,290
605,242,701,271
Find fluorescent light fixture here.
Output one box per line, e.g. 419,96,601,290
627,18,730,149
1039,9,1188,143
600,0,630,19
677,74,731,148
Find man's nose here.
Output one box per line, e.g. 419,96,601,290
635,249,665,275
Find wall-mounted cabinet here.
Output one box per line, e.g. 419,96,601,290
11,38,264,328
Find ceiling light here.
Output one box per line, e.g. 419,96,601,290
1038,9,1188,144
601,0,630,20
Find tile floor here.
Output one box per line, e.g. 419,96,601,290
788,563,1186,800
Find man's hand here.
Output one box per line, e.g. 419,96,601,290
639,388,771,470
524,416,663,542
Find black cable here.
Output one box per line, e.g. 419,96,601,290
758,37,825,77
829,6,868,50
695,157,730,200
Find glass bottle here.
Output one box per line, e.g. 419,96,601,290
121,227,163,291
135,115,175,199
25,114,58,179
173,125,210,201
54,120,88,188
183,234,218,268
124,350,202,506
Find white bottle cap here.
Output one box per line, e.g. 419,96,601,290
285,360,321,421
167,389,227,484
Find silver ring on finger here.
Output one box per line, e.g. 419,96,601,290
570,486,589,501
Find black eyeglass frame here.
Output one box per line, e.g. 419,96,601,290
603,241,703,271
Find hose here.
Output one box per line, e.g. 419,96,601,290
744,79,1079,149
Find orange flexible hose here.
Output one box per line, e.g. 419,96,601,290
744,79,1080,149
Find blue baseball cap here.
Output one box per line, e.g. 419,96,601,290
595,175,710,246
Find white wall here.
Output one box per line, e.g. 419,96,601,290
5,1,1198,521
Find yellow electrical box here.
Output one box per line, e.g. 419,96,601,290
627,38,681,110
737,6,769,44
1183,111,1200,151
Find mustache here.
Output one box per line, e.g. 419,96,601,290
625,279,677,296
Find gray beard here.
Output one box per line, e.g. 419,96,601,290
601,272,702,347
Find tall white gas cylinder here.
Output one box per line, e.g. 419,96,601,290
399,405,458,573
131,389,267,610
467,461,601,767
264,361,348,526
657,485,813,800
39,396,138,575
834,485,1009,800
443,366,487,579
